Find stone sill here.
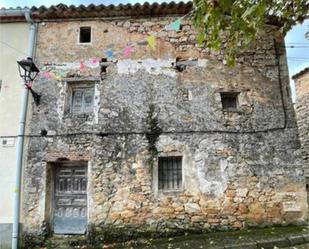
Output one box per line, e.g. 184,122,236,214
157,189,183,196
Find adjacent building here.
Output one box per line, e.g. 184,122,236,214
0,2,308,247
0,11,30,249
293,67,309,202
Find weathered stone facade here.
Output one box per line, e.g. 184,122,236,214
22,7,307,242
293,68,309,177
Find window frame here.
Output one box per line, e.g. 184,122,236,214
66,82,95,114
78,26,92,45
153,155,184,195
220,92,239,112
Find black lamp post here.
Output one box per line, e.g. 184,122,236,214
17,57,40,105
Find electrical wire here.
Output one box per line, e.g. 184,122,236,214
0,125,292,141
0,41,28,56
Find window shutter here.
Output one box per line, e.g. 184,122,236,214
72,90,83,113
83,88,94,112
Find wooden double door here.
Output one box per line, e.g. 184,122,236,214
53,166,87,234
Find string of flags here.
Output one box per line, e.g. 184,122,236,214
39,8,196,81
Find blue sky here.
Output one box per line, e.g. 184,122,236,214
1,0,308,101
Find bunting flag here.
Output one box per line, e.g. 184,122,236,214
167,19,181,31
147,35,156,50
123,45,133,58
53,72,61,81
59,71,66,78
90,57,99,65
80,61,86,71
43,71,52,80
106,49,114,58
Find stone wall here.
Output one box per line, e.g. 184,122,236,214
294,69,309,176
22,17,307,239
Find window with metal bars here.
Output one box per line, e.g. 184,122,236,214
158,156,182,191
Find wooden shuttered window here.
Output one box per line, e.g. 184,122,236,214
158,156,182,191
72,87,94,113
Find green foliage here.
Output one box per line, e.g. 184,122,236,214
192,0,309,65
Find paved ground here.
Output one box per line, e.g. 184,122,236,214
112,226,309,249
42,226,309,249
286,244,309,249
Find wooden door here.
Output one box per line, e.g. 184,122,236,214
53,166,87,234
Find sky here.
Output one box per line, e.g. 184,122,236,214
1,0,308,101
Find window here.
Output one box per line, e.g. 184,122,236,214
158,156,182,191
71,87,94,113
79,27,91,43
220,92,239,111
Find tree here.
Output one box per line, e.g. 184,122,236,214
192,0,309,65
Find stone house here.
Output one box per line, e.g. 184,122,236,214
17,2,308,242
293,67,309,202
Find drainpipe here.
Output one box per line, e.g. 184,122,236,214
0,8,37,249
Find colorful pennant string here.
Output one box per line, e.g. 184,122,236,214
39,9,196,81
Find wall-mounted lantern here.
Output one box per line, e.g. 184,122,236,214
17,57,40,105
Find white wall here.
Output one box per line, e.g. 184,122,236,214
0,22,29,224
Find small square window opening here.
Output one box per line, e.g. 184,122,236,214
79,27,91,43
71,87,94,113
158,156,182,191
220,92,239,111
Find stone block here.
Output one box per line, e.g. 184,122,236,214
120,210,135,219
302,234,309,242
288,235,305,245
191,216,204,222
238,204,249,214
257,237,290,249
236,188,248,197
224,241,257,249
185,203,201,214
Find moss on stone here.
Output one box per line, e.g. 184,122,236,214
146,104,162,156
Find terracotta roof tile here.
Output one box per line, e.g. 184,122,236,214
292,67,309,80
28,1,193,20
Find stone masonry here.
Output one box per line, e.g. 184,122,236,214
21,5,308,242
293,68,309,177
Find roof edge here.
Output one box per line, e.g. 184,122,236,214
292,67,309,80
